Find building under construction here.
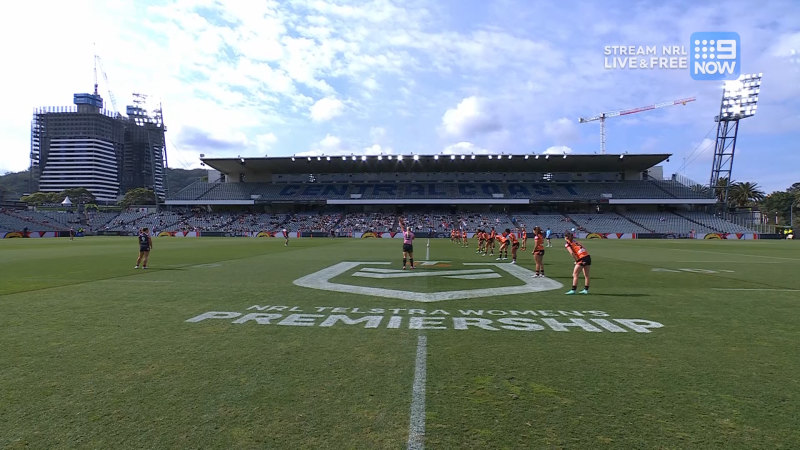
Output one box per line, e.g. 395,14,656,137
30,91,166,203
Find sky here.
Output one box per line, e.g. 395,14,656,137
1,0,798,193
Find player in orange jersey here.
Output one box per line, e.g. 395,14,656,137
531,226,545,277
563,231,590,294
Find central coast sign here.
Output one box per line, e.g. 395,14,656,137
292,261,563,302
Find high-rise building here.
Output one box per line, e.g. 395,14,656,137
30,92,166,203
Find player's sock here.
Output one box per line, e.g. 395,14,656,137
402,258,406,268
410,258,414,268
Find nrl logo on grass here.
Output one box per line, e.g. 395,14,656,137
293,261,563,303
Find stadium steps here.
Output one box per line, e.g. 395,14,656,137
673,211,722,233
620,214,655,232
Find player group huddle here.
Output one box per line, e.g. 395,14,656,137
451,226,592,295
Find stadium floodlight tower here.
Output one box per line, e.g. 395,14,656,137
709,73,763,207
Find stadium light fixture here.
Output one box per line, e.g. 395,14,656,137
387,155,393,160
718,73,762,121
619,154,624,159
352,155,357,161
488,155,493,159
413,154,419,161
524,155,529,160
563,154,567,159
508,154,513,159
377,155,383,160
460,154,465,160
545,155,549,159
398,155,403,161
326,156,331,161
434,155,439,160
470,154,475,160
535,155,539,159
341,156,347,161
291,156,295,161
307,156,311,161
361,155,367,161
317,156,321,161
451,154,456,160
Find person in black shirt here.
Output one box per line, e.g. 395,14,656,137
134,228,153,269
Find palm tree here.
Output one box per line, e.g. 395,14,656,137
713,177,731,203
729,181,765,208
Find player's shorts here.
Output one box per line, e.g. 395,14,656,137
512,242,520,249
139,246,150,252
403,243,413,253
576,255,591,266
533,249,545,256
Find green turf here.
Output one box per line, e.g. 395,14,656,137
1,236,799,448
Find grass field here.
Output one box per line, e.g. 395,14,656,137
1,236,799,448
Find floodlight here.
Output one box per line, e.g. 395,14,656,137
341,156,347,161
434,155,439,160
488,155,493,159
307,157,311,161
545,155,549,159
563,154,567,159
326,156,331,161
387,155,393,160
451,154,456,160
398,155,403,161
470,154,475,160
524,155,529,159
535,155,539,159
361,155,367,161
317,156,321,161
377,155,383,160
291,156,295,161
460,154,465,160
619,154,624,159
508,155,512,159
718,73,762,121
413,154,419,161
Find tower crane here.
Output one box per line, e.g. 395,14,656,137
578,97,695,154
94,54,119,115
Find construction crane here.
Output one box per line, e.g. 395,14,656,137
579,97,695,154
94,54,118,115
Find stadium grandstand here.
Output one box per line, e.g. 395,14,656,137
0,153,774,239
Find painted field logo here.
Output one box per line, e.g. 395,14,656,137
690,32,740,80
293,261,563,302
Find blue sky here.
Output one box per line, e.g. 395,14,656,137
1,0,798,193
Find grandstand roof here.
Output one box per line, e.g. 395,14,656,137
202,153,670,176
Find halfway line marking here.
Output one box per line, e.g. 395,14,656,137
407,335,427,450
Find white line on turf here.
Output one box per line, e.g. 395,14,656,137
407,335,427,450
711,288,800,292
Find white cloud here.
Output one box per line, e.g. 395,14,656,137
442,141,491,154
543,145,573,155
543,117,580,144
310,97,345,122
256,133,278,153
441,97,501,138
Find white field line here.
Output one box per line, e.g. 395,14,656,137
668,248,800,262
675,261,782,263
407,335,427,450
711,288,800,292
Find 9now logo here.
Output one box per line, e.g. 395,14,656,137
690,32,740,80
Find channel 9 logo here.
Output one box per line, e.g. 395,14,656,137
689,32,740,80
